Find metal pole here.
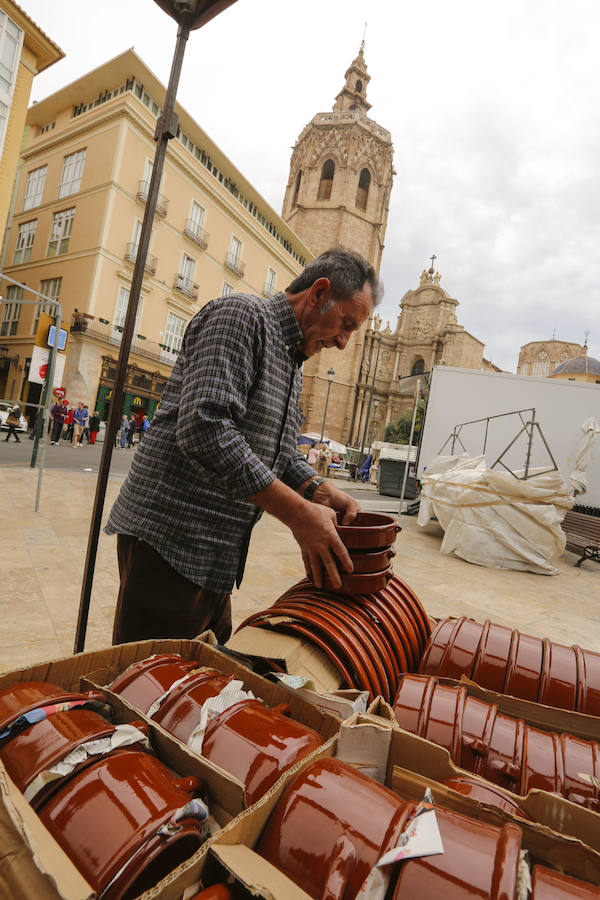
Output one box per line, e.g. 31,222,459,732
319,379,332,443
73,21,191,654
358,336,381,469
398,379,421,519
35,307,62,512
524,408,535,480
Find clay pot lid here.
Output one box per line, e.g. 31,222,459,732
38,748,206,898
336,512,401,550
531,865,600,897
0,682,106,733
441,776,532,820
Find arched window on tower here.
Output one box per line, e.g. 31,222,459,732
356,79,363,93
318,159,335,200
356,168,371,210
411,358,425,376
531,351,550,377
292,170,302,207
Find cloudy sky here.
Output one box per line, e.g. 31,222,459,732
24,0,599,371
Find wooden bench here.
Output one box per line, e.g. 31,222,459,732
561,510,600,568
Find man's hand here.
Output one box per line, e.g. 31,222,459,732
311,479,360,525
287,501,353,589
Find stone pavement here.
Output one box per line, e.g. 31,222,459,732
0,465,598,675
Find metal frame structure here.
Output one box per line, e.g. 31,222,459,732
438,408,559,480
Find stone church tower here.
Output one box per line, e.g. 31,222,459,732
282,45,394,444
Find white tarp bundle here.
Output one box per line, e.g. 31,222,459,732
417,454,575,575
568,416,600,495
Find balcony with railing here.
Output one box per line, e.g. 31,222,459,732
173,273,199,300
69,311,178,367
224,253,245,278
136,180,169,218
124,243,157,275
183,220,209,249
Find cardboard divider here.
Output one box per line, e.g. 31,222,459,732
340,713,600,886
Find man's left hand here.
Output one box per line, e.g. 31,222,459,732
312,480,360,525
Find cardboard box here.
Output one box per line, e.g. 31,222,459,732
0,638,340,899
225,624,344,694
341,714,600,885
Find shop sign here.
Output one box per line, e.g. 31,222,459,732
28,345,66,387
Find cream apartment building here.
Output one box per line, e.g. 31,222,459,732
1,49,311,421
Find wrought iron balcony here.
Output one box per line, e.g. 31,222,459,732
173,273,199,300
136,180,169,218
124,243,157,275
183,220,209,249
224,253,245,277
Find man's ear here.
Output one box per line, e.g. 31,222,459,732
307,277,332,309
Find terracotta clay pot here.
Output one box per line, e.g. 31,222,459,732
347,546,395,574
336,511,401,550
393,674,600,811
531,865,600,898
38,748,207,900
188,887,232,900
419,616,600,716
0,708,148,809
257,757,521,900
202,698,323,805
324,564,393,595
107,654,203,713
440,776,532,820
0,681,106,734
148,670,234,738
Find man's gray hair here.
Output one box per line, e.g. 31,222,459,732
287,247,383,307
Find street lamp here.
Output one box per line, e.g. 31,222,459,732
320,367,335,442
370,397,380,447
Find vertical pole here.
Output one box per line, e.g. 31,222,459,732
35,306,62,512
524,408,535,480
398,379,421,519
73,22,191,654
358,336,381,469
319,380,332,443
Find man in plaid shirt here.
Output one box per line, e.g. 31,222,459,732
106,248,381,644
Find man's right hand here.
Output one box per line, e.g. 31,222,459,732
288,502,353,589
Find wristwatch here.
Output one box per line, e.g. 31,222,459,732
303,476,326,501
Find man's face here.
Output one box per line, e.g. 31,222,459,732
300,282,374,358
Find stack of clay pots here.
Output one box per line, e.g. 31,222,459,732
108,654,324,805
235,512,431,703
0,681,208,899
419,616,600,715
253,756,596,898
393,673,600,812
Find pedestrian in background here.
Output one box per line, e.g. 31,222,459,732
119,415,128,448
139,415,150,440
89,410,100,444
64,406,74,442
72,401,87,447
50,398,68,445
81,405,91,444
4,402,22,442
126,414,137,448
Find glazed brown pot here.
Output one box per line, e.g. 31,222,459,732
257,757,521,900
38,748,207,900
531,865,600,898
0,681,106,734
324,564,393,595
0,708,148,809
148,670,234,738
440,776,532,820
393,674,600,811
188,887,232,900
107,654,203,713
419,616,600,716
347,546,395,574
202,699,323,805
336,511,401,550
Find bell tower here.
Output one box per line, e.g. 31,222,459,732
282,44,394,445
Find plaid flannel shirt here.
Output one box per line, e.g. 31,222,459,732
105,292,315,592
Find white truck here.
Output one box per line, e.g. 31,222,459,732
418,366,600,509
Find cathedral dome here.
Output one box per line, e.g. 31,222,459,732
550,356,600,376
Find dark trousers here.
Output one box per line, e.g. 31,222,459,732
113,533,232,645
4,425,20,442
51,420,63,442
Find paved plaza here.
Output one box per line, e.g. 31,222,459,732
0,464,598,675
